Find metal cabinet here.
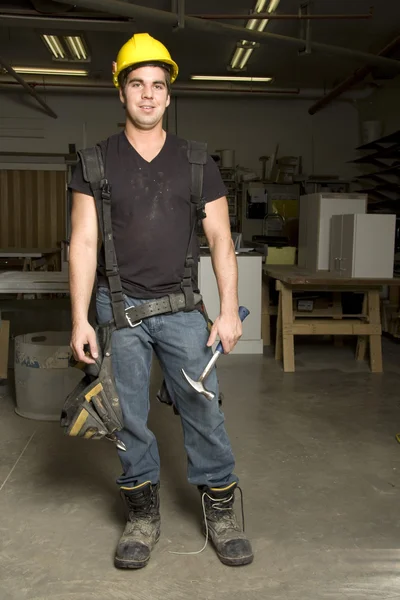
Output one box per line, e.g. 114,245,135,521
198,254,263,354
330,214,396,278
298,193,367,271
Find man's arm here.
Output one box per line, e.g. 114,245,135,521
202,196,242,353
69,191,99,364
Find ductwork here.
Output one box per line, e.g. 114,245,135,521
50,0,400,73
309,35,400,115
0,57,58,118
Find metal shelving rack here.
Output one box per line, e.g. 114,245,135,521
219,166,238,228
352,130,400,212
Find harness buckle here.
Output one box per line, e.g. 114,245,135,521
101,181,111,201
125,307,143,329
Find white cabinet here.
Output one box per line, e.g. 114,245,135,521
198,255,263,354
298,193,367,271
330,214,396,278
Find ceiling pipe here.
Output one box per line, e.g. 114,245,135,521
190,12,374,21
0,57,57,119
0,79,300,95
309,35,400,115
0,13,136,31
0,78,374,101
50,0,400,73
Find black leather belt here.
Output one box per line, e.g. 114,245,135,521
124,292,202,328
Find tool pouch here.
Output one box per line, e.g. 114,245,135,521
60,323,124,443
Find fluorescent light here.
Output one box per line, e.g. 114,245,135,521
13,67,88,76
268,0,281,11
75,37,87,59
230,48,245,70
238,49,255,70
229,0,281,70
41,34,66,59
40,33,89,62
64,36,88,60
191,75,273,82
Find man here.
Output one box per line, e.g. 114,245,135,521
68,33,253,569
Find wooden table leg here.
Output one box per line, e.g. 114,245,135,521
261,276,271,346
281,283,295,372
332,292,343,347
275,287,283,361
356,293,368,362
367,289,383,373
0,319,10,380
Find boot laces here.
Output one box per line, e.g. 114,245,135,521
208,494,240,529
169,485,245,557
124,489,158,532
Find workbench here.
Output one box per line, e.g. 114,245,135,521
0,271,69,294
0,248,61,271
262,265,400,373
0,271,69,380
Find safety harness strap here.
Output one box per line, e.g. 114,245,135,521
77,138,207,327
183,140,207,311
78,146,127,329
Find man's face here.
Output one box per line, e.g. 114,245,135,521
119,65,170,131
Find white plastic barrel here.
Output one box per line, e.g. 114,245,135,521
14,331,84,421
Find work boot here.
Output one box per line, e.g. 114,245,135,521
198,482,254,566
114,481,160,569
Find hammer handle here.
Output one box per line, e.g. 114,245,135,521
215,306,250,354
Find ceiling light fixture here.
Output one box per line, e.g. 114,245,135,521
12,67,88,76
41,34,66,60
64,36,88,61
191,75,273,82
229,0,281,71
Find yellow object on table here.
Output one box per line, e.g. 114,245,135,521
265,246,296,265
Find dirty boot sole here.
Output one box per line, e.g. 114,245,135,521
114,533,160,569
202,526,254,567
216,549,254,567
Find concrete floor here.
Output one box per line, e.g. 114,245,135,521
2,338,400,600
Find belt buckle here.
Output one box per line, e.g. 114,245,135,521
125,308,143,328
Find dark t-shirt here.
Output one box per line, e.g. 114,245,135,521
69,131,227,299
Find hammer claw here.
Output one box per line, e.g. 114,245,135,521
181,368,215,401
181,306,250,401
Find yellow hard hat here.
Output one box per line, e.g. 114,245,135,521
113,33,179,88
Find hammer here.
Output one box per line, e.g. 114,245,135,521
181,306,250,401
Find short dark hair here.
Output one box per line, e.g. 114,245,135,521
118,62,171,94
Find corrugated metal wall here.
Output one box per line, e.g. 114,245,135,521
0,170,66,249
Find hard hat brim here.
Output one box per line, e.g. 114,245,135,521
113,58,179,88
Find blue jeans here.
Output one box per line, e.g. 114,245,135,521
96,287,237,489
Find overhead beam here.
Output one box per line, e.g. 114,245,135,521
190,12,374,20
0,57,58,119
50,0,400,73
309,35,400,115
0,13,136,32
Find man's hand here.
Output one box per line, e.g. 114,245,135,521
70,321,98,364
206,312,242,354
